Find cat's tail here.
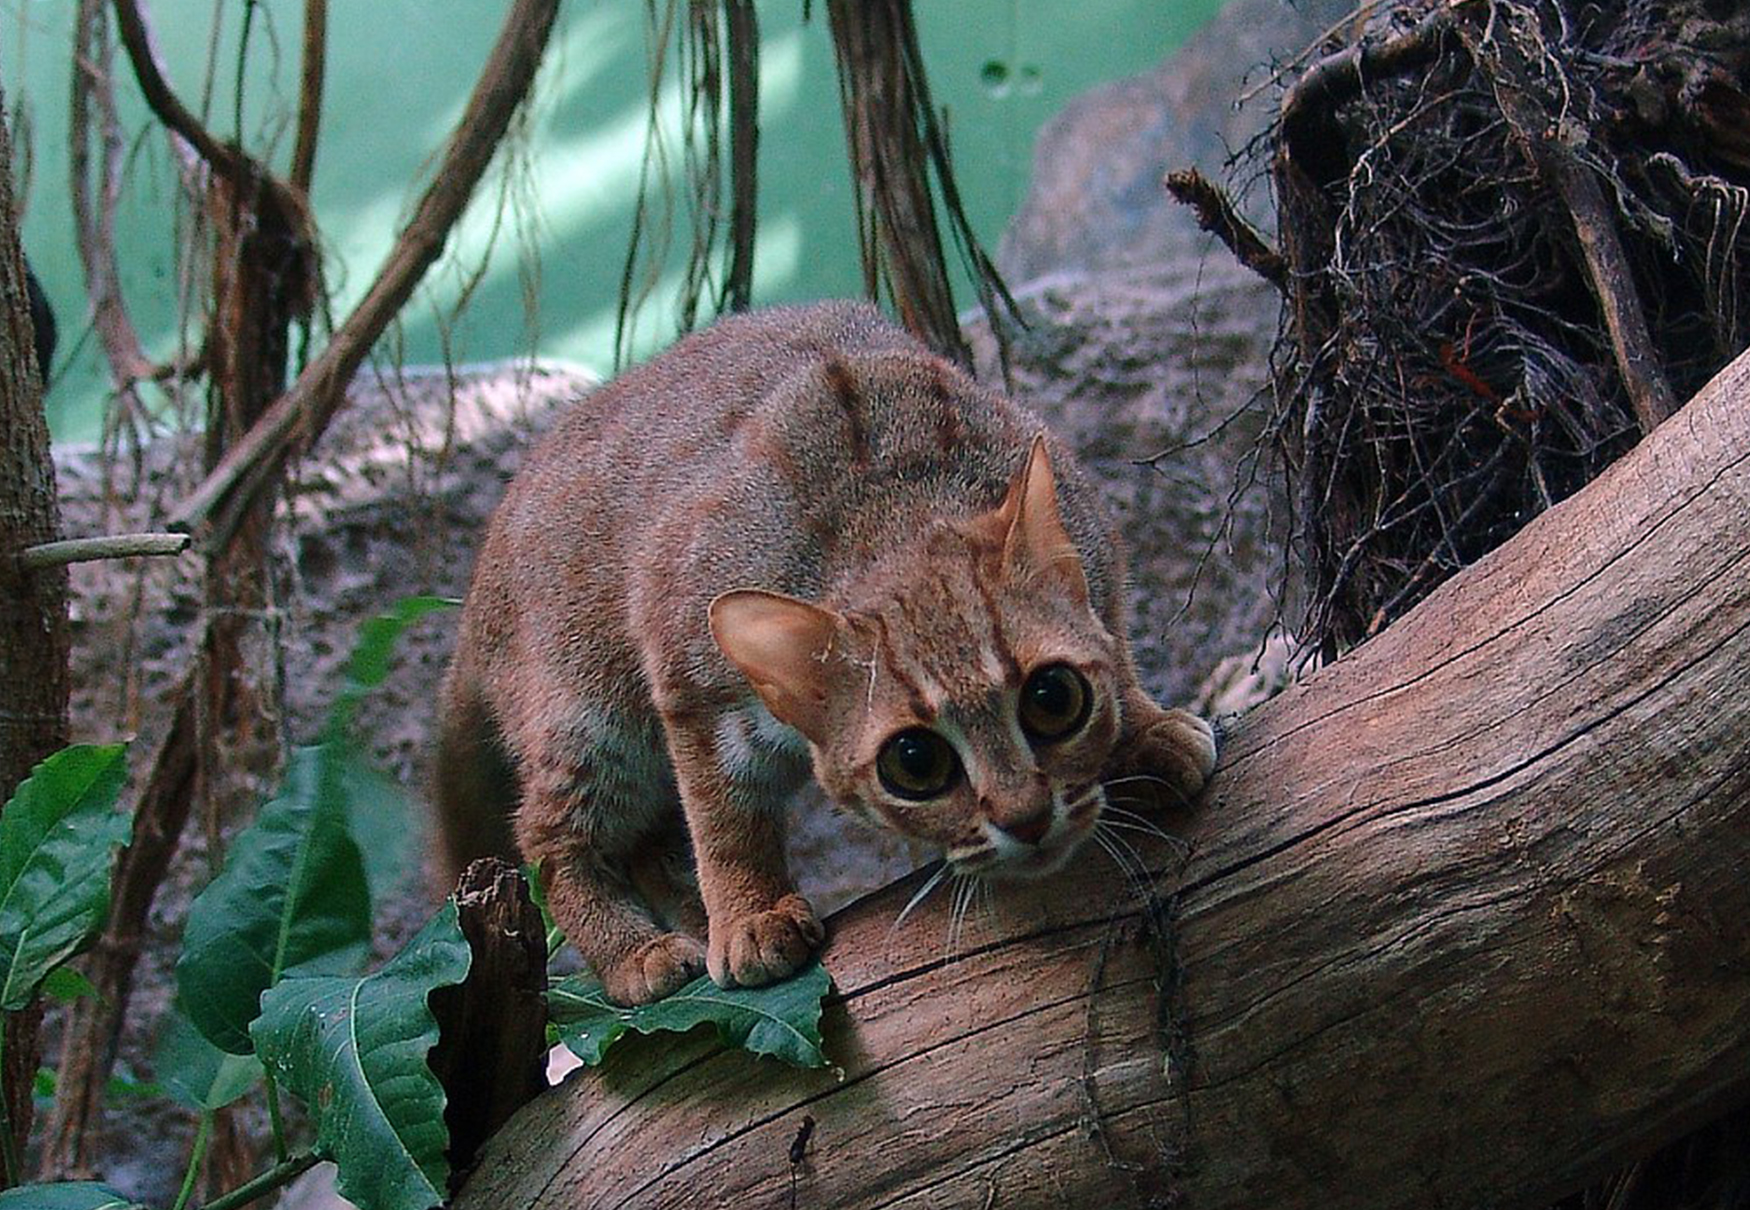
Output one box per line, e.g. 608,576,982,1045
431,658,522,896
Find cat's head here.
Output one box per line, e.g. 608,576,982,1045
710,437,1125,879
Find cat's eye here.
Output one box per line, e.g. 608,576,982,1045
1019,663,1092,742
876,728,961,800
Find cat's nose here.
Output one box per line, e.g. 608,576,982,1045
997,812,1051,846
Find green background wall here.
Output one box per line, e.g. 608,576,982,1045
3,1,1226,442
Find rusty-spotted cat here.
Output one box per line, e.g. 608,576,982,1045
434,302,1216,1005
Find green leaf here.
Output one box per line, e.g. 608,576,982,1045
42,965,103,1004
0,744,132,1011
252,901,471,1210
155,1010,262,1111
335,746,417,906
328,596,457,737
175,745,372,1054
0,1182,145,1210
176,596,452,1055
548,960,831,1068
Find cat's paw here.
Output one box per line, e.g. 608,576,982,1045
1108,707,1218,811
599,933,707,1005
708,894,826,988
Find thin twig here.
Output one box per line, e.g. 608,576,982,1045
722,0,759,313
197,1150,321,1210
289,0,327,192
72,0,162,409
1164,167,1289,291
1279,8,1454,180
18,532,190,569
110,0,250,184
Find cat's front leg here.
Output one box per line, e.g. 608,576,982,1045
663,713,825,988
1104,687,1220,812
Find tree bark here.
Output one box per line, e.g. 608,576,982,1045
453,346,1750,1209
428,859,550,1184
0,79,65,1189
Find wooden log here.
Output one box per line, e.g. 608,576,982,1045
453,348,1750,1210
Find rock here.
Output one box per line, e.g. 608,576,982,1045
998,0,1353,282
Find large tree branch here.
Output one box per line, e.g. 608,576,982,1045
454,347,1750,1208
169,0,560,546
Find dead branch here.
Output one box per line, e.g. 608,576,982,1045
109,0,248,185
429,860,550,1183
722,0,759,313
39,673,195,1177
72,0,157,409
1163,167,1288,290
169,0,562,546
1452,5,1678,434
455,348,1750,1208
17,532,189,569
1279,7,1453,182
825,0,1014,368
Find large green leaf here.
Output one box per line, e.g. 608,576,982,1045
174,744,372,1054
0,744,132,1011
335,745,417,907
0,1182,144,1210
548,960,832,1068
154,1010,263,1111
173,596,453,1056
252,901,471,1210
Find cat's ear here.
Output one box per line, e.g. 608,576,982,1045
994,434,1090,604
709,590,843,744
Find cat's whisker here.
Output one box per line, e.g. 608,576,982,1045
947,873,979,961
1100,817,1191,855
1102,774,1178,791
1101,823,1160,885
1092,824,1157,902
1099,805,1190,852
1102,773,1195,811
890,862,950,936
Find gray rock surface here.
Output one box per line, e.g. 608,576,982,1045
998,0,1351,282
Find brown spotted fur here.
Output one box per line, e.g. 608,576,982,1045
434,301,1215,1004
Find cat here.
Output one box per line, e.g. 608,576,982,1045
433,301,1217,1005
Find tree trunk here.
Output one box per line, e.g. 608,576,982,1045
453,346,1750,1209
0,81,66,1188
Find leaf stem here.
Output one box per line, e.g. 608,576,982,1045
171,1110,214,1210
198,1149,321,1210
0,1019,18,1187
263,1073,288,1160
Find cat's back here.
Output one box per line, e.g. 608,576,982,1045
495,301,1028,559
513,301,916,497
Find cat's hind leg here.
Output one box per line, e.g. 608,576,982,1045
432,663,521,893
515,755,707,1005
1103,688,1219,813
